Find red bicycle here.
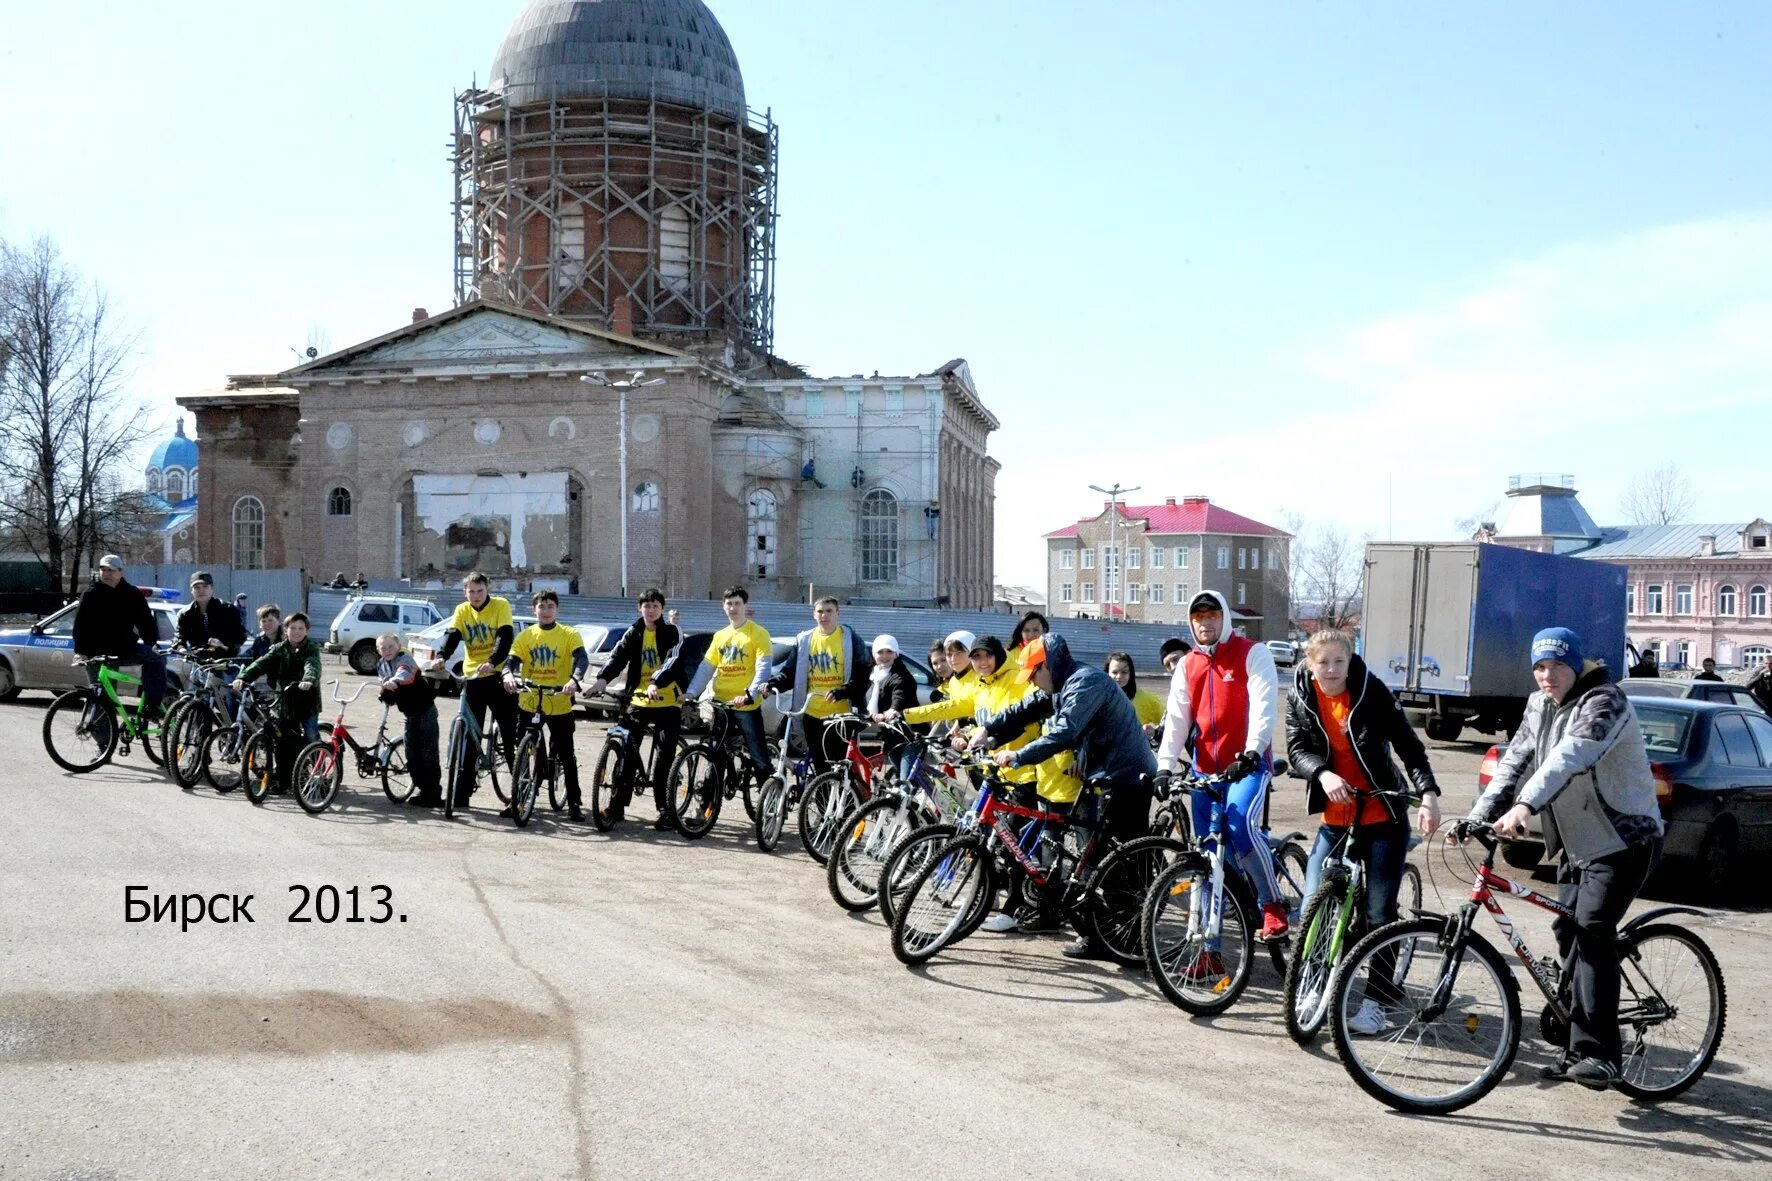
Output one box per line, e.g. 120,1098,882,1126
290,680,407,815
793,712,883,863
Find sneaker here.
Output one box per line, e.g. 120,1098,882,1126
1256,902,1290,942
1539,1056,1573,1081
980,911,1019,933
1062,937,1112,961
1179,952,1228,983
497,805,515,819
1565,1057,1619,1090
652,815,675,831
568,805,583,822
1347,998,1389,1036
1013,905,1062,934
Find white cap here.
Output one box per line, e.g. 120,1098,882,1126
943,629,976,650
872,633,899,654
98,554,125,571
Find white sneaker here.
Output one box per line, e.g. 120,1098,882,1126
981,911,1019,933
1348,998,1389,1036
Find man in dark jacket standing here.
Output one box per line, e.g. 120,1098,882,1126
72,554,167,719
1748,655,1772,715
593,588,685,828
176,571,247,654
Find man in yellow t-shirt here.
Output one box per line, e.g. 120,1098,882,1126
426,571,517,808
681,585,773,783
592,588,684,829
502,589,588,819
767,596,870,773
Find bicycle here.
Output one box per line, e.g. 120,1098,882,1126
165,651,247,789
754,694,822,852
827,726,973,911
507,679,576,829
196,681,279,794
661,702,769,840
1282,812,1425,1045
43,656,171,773
441,672,511,820
1329,821,1725,1114
892,763,1187,966
285,680,409,815
589,694,676,832
1139,763,1308,1015
794,713,881,863
241,687,312,806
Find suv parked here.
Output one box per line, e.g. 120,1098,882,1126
325,596,445,675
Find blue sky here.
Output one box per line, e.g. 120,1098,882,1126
3,2,1769,586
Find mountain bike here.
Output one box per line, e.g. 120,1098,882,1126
197,682,279,793
442,673,510,820
1283,814,1424,1045
754,694,822,852
507,680,575,829
43,656,170,773
1329,822,1725,1114
242,687,311,805
795,713,880,863
662,702,767,840
589,695,676,832
827,726,973,911
166,652,247,789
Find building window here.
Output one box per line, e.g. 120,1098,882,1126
1646,584,1664,614
1059,549,1073,570
1675,584,1694,615
147,469,163,495
1081,584,1097,604
1217,546,1230,570
1081,549,1095,571
1717,584,1737,616
1751,585,1769,617
327,486,353,516
1236,582,1247,606
1237,548,1247,570
1175,582,1188,604
164,469,187,500
1128,583,1142,604
885,388,903,412
659,204,690,295
1150,583,1165,605
804,391,824,418
860,488,899,583
1177,547,1189,568
1102,545,1119,573
1128,549,1142,570
231,496,265,571
1742,644,1772,665
1675,640,1692,667
632,481,660,512
1625,583,1637,615
1151,548,1165,569
556,209,585,290
1268,547,1279,570
1059,583,1073,604
1753,534,1770,550
747,488,777,579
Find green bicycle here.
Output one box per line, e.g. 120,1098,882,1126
43,656,170,773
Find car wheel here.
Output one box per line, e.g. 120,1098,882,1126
347,641,380,676
0,657,18,703
1424,716,1463,742
1696,821,1737,899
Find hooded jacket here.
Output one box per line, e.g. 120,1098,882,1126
998,634,1155,785
1155,590,1278,775
1286,652,1439,825
1468,663,1664,867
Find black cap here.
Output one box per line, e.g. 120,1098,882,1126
190,570,214,587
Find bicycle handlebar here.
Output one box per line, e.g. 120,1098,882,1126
326,679,372,706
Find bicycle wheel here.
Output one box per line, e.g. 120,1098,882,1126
1284,869,1353,1046
379,738,413,804
827,796,917,912
1266,838,1310,976
878,823,959,929
443,715,467,819
43,689,120,774
156,698,193,781
892,835,995,965
798,769,861,864
666,745,722,839
1142,852,1257,1016
508,733,540,828
1085,835,1188,967
292,741,343,814
242,729,278,805
589,735,625,832
1614,924,1726,1101
485,722,509,804
169,705,216,790
202,726,245,793
1330,918,1522,1115
755,776,787,851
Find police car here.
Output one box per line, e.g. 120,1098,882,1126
0,586,196,702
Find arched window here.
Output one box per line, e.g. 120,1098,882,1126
327,486,353,516
232,496,266,570
860,489,899,583
1742,644,1772,666
659,204,690,296
164,469,186,500
1717,584,1737,616
147,469,163,495
632,481,660,512
1751,585,1769,617
746,489,777,579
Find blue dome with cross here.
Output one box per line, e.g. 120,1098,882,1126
146,418,199,503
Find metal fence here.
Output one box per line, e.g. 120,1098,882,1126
305,585,1190,674
124,565,304,612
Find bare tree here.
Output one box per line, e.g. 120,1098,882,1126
1292,522,1368,634
0,235,150,596
1622,464,1695,526
1454,500,1502,539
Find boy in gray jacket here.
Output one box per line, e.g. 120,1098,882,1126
1463,627,1663,1091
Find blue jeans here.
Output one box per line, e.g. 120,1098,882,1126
1189,766,1279,906
1302,821,1409,932
729,708,771,783
87,643,167,711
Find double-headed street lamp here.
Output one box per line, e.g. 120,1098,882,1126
582,369,665,597
1088,482,1141,619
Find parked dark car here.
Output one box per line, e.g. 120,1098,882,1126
1476,698,1772,896
1620,677,1766,713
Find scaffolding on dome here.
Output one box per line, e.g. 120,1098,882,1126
452,86,778,363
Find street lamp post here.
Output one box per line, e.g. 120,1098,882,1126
1088,481,1140,619
582,370,665,597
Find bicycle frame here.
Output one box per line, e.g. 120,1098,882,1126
313,680,373,764
1455,859,1575,1015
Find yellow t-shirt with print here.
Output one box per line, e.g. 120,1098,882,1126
638,628,679,708
805,628,848,719
508,623,584,716
705,620,771,711
449,596,514,677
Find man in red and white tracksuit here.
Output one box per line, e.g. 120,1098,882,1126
1156,589,1289,940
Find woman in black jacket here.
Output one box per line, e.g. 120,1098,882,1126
1286,629,1442,1034
865,634,923,779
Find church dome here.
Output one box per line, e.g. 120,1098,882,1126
489,0,747,117
148,419,198,475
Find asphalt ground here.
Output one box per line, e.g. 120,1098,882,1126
2,662,1769,1180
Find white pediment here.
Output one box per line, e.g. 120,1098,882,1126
356,309,652,365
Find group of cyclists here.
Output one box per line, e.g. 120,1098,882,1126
65,557,1675,1104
